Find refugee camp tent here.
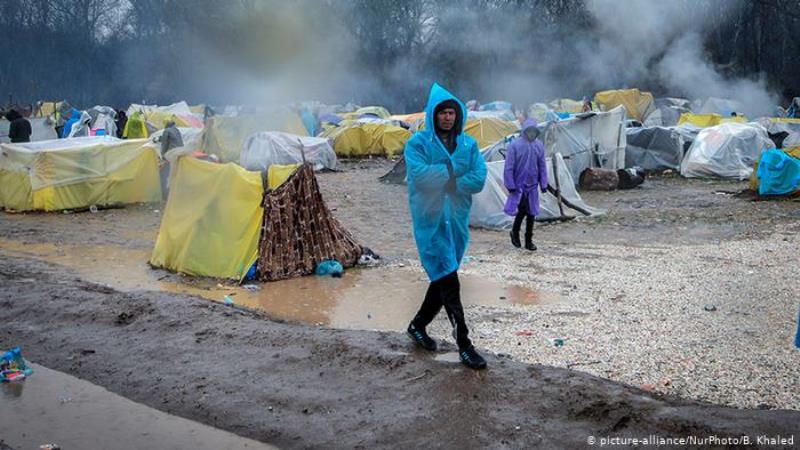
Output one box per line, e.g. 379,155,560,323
0,137,161,212
471,153,605,230
757,117,800,148
468,110,517,122
750,147,800,196
680,123,773,179
341,106,391,120
463,117,519,149
321,121,411,157
549,99,585,114
543,106,627,183
678,113,746,128
0,117,58,143
390,112,426,131
150,157,263,280
643,98,691,127
594,89,655,122
625,126,684,171
201,110,308,163
696,97,745,117
258,164,362,281
241,132,337,172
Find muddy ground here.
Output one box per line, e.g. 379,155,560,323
1,159,799,448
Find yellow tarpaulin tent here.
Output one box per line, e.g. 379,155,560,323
321,122,412,157
594,89,655,121
0,137,161,212
201,110,308,163
548,99,585,114
678,113,746,128
341,106,391,120
150,157,264,280
267,163,301,190
463,118,519,148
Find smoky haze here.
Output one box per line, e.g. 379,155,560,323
1,0,796,115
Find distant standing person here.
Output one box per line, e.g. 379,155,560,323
158,119,184,199
6,110,32,143
405,83,488,370
115,110,128,138
504,118,548,251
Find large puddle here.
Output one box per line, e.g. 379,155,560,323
0,239,556,331
0,363,274,450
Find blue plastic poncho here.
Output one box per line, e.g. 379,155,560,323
61,108,82,138
756,149,800,196
405,83,487,282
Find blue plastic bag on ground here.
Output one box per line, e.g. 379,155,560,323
315,260,343,277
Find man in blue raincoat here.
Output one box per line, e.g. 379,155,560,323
405,83,488,370
504,118,548,251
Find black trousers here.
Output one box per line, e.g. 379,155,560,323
412,271,472,350
512,193,534,238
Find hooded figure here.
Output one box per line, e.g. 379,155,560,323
61,108,83,138
504,118,548,250
405,83,488,370
6,110,32,143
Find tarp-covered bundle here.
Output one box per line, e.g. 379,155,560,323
241,132,337,172
258,164,362,281
757,117,800,148
680,123,773,179
0,137,161,212
201,110,308,163
463,117,519,148
390,112,426,132
548,99,584,114
471,153,605,230
0,118,58,143
750,147,800,196
625,126,684,171
321,122,411,157
149,157,263,280
543,106,627,183
341,106,391,120
594,89,654,121
643,98,691,127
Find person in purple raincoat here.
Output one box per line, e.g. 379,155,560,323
504,118,548,251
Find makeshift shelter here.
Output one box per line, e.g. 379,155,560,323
750,146,800,195
258,164,362,281
678,113,745,128
594,89,655,122
150,157,263,280
625,126,684,171
241,132,337,172
643,98,691,127
471,153,605,230
390,112,426,131
680,123,773,179
543,106,627,183
696,97,745,117
321,122,411,157
463,117,519,149
0,118,57,143
341,106,391,120
757,117,800,148
0,137,161,212
548,99,584,114
201,110,308,163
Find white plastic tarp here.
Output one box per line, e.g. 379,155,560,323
470,153,605,230
543,106,627,183
680,122,773,179
241,132,337,172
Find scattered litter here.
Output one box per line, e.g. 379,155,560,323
463,256,475,264
514,426,521,431
216,283,224,288
315,260,344,277
704,304,717,312
640,383,656,392
89,205,98,213
514,330,534,337
242,284,260,292
550,338,565,347
40,445,61,450
223,295,234,306
358,247,381,266
154,209,160,213
1,347,33,382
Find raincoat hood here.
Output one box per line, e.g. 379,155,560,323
521,118,539,131
424,83,466,136
5,110,21,121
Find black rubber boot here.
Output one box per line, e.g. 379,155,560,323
510,231,521,248
525,234,537,251
459,346,487,370
407,322,437,351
